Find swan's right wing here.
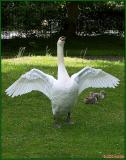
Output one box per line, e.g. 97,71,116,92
5,68,56,98
71,67,120,94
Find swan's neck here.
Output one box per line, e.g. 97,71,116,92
57,45,64,65
57,44,69,81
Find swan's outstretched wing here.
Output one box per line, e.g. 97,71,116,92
71,67,120,94
5,68,56,98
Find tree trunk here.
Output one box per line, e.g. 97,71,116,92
63,3,79,38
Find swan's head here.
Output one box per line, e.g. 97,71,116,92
57,36,66,46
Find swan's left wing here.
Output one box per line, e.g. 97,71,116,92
71,67,120,94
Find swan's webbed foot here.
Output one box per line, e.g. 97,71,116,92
53,123,61,128
65,112,74,125
53,115,61,128
66,121,75,125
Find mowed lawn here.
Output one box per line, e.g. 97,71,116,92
2,56,124,159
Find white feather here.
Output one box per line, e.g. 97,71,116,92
71,67,120,94
6,69,56,99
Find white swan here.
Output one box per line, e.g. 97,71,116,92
5,36,120,128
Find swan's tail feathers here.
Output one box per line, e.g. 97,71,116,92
5,68,56,98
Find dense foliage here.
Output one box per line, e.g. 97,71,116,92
1,1,124,57
2,1,124,38
77,1,124,36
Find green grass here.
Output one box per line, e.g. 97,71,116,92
2,35,124,57
2,56,124,159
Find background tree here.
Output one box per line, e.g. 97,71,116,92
1,1,124,38
1,1,124,57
